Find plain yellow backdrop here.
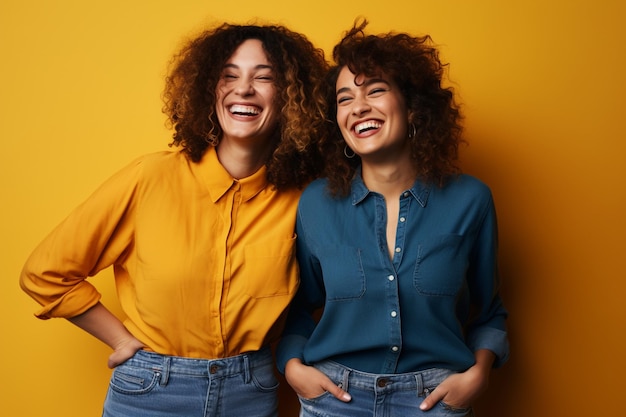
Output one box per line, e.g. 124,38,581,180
2,0,624,416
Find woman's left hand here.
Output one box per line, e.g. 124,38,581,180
419,349,495,411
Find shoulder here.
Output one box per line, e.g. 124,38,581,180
300,178,331,201
132,149,187,169
428,174,495,218
442,174,493,200
298,178,347,214
92,150,190,195
120,150,189,180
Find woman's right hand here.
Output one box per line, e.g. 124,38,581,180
68,302,145,368
107,336,145,368
285,359,351,402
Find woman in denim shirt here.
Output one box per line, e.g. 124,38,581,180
278,20,509,416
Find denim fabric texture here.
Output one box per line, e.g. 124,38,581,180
278,173,509,375
298,361,474,417
102,347,278,417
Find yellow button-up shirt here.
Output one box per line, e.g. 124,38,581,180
20,147,301,358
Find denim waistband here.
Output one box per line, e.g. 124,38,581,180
124,346,273,383
314,361,454,394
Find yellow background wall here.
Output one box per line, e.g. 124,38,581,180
1,0,624,416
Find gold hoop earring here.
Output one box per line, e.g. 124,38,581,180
344,145,356,159
408,124,417,139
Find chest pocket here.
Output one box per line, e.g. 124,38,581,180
413,234,469,297
318,245,365,301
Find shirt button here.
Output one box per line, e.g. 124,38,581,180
391,346,399,352
395,247,401,253
387,275,395,281
390,311,397,317
399,217,406,222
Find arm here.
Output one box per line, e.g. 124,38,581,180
20,157,142,319
277,205,351,402
278,273,352,401
421,190,508,411
68,302,144,368
464,193,509,366
20,158,145,367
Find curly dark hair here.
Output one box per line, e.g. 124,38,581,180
320,20,464,196
162,23,329,190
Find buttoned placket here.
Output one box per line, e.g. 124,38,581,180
374,191,413,373
216,180,241,355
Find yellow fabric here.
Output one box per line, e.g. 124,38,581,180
20,147,301,358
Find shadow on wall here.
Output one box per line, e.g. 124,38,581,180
461,131,530,417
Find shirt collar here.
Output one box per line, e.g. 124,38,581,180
350,165,431,207
199,147,269,203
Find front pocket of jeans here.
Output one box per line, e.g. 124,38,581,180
439,401,472,414
298,390,333,403
109,365,160,395
250,363,279,393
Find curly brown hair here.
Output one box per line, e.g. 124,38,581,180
320,20,464,196
162,23,329,190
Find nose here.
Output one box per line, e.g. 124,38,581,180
234,78,254,96
351,96,371,115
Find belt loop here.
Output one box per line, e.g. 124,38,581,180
415,372,423,397
243,355,251,383
160,356,171,386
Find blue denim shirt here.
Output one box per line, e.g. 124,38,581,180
277,173,509,374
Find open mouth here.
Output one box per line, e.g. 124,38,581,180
354,120,382,134
229,104,261,116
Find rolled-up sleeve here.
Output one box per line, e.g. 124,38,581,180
20,158,142,319
465,194,510,367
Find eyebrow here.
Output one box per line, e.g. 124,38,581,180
336,78,390,95
223,63,274,71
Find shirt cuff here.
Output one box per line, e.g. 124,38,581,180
33,281,101,320
467,327,510,368
276,334,308,374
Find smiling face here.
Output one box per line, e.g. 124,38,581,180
215,39,279,148
335,66,410,163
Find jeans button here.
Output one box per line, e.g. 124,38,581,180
377,378,389,387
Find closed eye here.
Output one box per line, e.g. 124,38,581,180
255,75,274,82
337,95,353,105
368,86,389,96
222,72,238,80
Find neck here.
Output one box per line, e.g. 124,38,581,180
361,158,416,198
215,139,273,179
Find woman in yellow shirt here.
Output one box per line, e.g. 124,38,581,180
20,22,328,417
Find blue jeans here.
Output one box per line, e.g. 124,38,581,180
102,347,278,417
298,361,474,417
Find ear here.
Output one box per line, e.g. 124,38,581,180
406,111,417,139
407,110,415,126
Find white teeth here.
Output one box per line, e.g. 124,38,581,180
229,104,260,115
355,121,381,134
